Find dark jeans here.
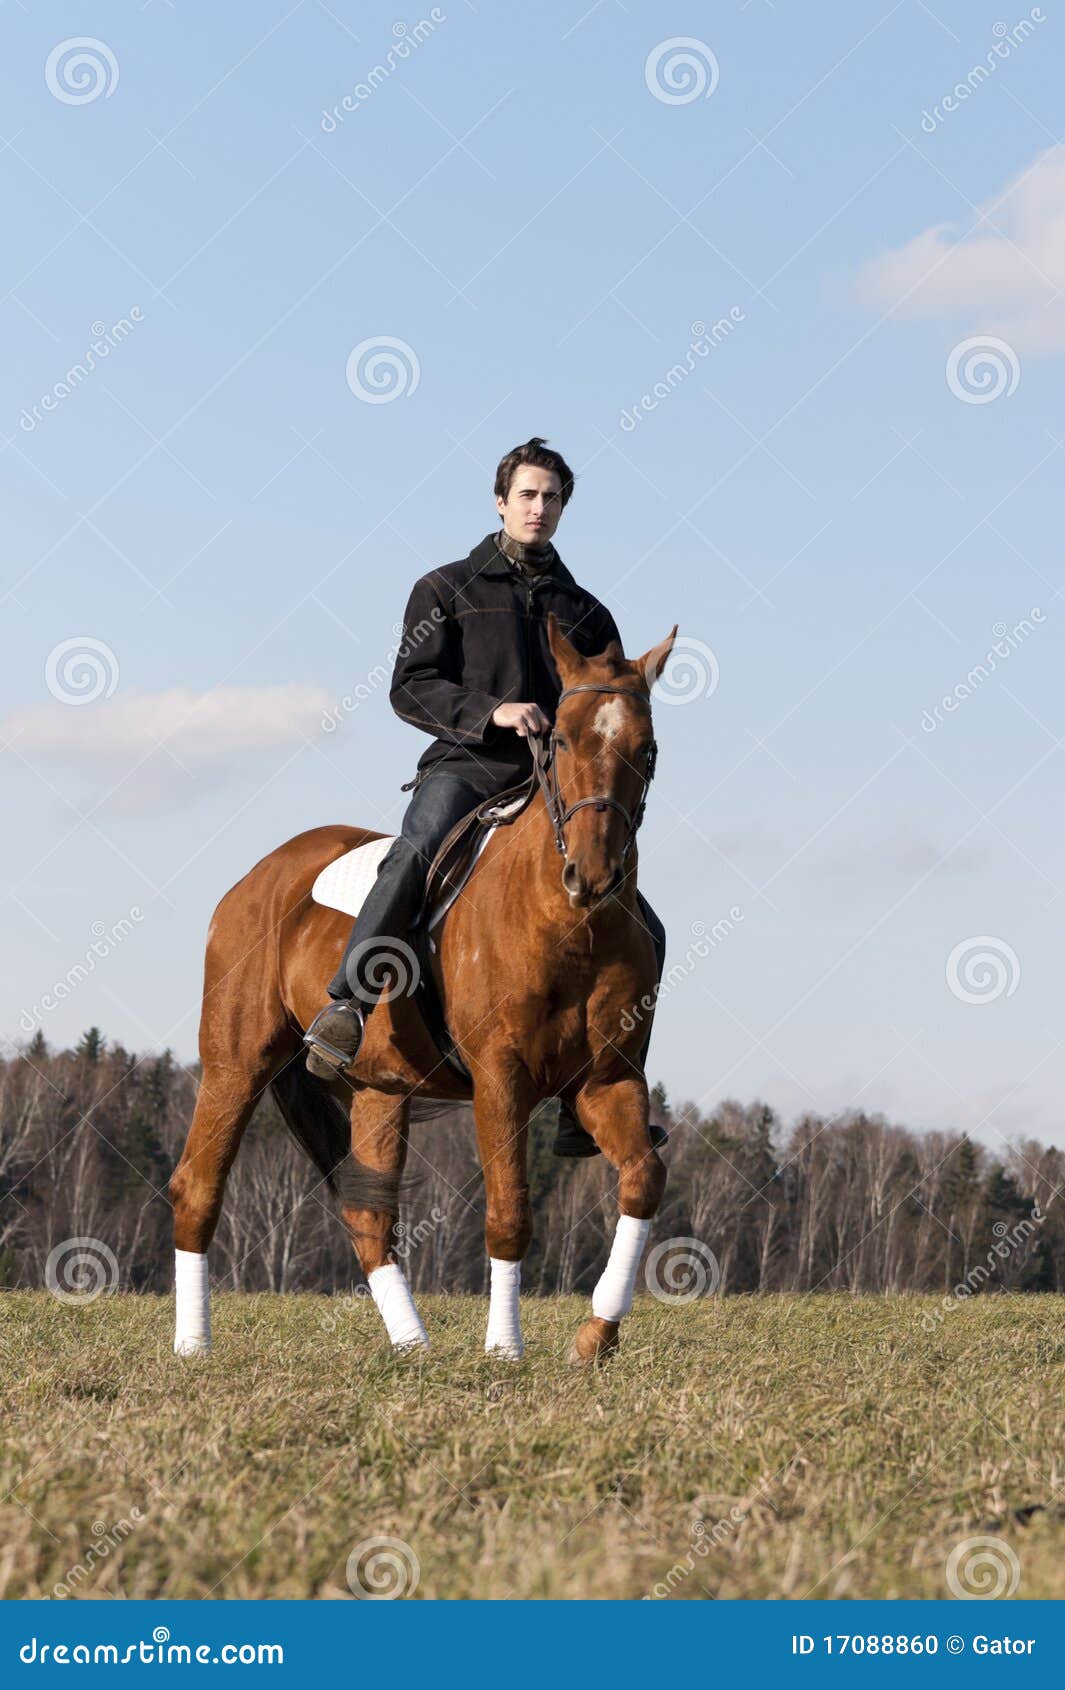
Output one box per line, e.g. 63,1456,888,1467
329,771,667,1076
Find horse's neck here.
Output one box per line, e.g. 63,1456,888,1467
500,787,639,934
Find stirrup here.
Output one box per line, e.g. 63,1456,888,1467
303,1001,364,1076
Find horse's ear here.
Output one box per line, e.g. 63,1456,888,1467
637,624,679,689
546,611,581,674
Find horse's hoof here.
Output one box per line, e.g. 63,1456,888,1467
568,1316,620,1365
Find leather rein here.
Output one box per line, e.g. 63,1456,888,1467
531,683,658,861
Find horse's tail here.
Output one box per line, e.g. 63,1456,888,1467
270,1059,350,1195
269,1060,420,1210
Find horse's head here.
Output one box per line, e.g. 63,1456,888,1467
544,611,677,908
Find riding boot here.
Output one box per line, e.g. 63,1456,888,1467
310,774,489,1078
552,1098,669,1159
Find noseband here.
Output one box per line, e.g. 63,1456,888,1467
532,684,659,861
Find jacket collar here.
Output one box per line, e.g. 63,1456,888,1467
468,531,581,591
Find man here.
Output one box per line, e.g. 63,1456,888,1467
304,436,667,1157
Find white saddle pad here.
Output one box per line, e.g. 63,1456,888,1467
311,793,528,933
312,835,395,920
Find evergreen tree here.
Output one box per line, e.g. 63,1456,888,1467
76,1027,106,1064
650,1080,670,1121
941,1135,981,1285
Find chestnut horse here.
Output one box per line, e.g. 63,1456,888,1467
169,615,677,1363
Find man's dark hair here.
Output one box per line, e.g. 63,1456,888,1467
494,437,575,509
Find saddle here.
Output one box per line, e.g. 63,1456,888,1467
421,778,534,922
408,777,535,1083
310,775,536,1085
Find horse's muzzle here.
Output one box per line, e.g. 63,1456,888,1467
561,861,625,907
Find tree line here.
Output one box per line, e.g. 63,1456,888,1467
2,1028,1061,1299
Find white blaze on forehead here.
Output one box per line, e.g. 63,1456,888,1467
592,697,627,741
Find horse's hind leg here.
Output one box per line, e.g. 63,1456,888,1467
169,1045,291,1354
341,1087,428,1352
567,1074,666,1363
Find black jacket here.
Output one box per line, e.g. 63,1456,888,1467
390,531,623,793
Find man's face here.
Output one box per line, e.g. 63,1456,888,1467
496,465,564,545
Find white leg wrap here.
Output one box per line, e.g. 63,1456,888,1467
368,1263,429,1352
485,1258,524,1359
173,1249,211,1356
592,1215,651,1321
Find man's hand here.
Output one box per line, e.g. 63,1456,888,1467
491,701,550,739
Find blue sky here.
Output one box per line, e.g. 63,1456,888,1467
2,0,1063,1155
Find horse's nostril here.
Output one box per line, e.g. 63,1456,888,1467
561,862,582,896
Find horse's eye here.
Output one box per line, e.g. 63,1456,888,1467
554,734,568,752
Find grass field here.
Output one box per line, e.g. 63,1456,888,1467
3,1291,1064,1601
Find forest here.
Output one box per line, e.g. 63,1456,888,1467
2,1028,1060,1300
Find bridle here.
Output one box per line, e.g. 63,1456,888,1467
532,683,659,862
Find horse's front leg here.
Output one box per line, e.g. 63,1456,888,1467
473,1062,536,1359
568,1073,666,1363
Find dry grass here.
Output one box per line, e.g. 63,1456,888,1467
2,1291,1064,1600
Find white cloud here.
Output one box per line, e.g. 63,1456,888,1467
857,145,1065,352
3,683,333,767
